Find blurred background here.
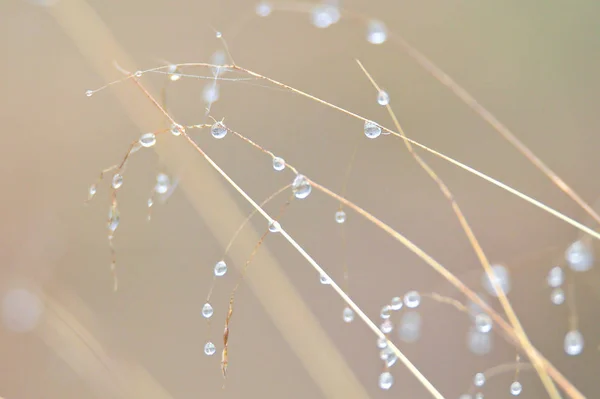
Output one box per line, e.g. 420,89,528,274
1,0,600,398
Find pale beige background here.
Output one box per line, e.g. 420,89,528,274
1,0,599,398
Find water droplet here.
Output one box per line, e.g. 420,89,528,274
155,173,170,194
202,303,213,318
214,260,227,277
467,327,492,355
108,205,120,233
147,198,154,207
204,341,216,356
482,264,511,297
390,296,403,311
292,174,312,199
335,210,346,224
404,291,420,308
319,273,331,285
378,371,393,390
166,64,181,81
203,83,220,104
211,121,227,139
564,330,584,355
139,132,156,148
170,123,184,136
376,337,387,349
380,319,393,334
510,381,522,396
377,90,390,106
379,346,392,360
474,372,485,387
111,174,123,189
311,4,339,28
474,313,492,333
386,352,398,367
272,156,285,171
566,240,594,272
88,184,97,200
342,307,354,323
364,120,382,139
135,70,142,77
551,287,565,305
255,1,272,16
367,20,387,45
547,266,564,287
380,305,391,319
398,311,421,343
85,90,93,97
215,31,222,38
459,395,473,399
268,220,281,233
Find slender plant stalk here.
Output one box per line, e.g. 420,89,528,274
356,60,560,399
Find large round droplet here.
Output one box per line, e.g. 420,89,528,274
474,313,492,333
510,381,522,396
547,266,564,287
404,291,421,308
292,174,312,199
335,210,346,224
202,303,213,319
204,341,216,356
272,156,285,171
377,90,390,105
139,132,156,148
482,264,511,297
211,121,227,139
214,260,227,277
474,372,485,387
342,307,354,323
367,20,387,44
564,330,584,355
378,371,393,390
398,311,421,343
364,120,382,139
565,240,594,272
112,174,123,189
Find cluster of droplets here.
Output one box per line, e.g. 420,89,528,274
547,266,565,305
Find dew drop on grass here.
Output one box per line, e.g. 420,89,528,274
474,372,485,387
139,132,156,148
364,120,382,139
155,173,170,194
342,307,354,323
111,174,123,189
367,20,387,44
404,291,420,308
510,381,522,396
202,303,213,319
335,210,346,224
380,319,393,334
272,156,285,171
376,337,387,349
377,90,390,105
88,184,97,200
474,313,492,333
319,273,331,285
380,305,391,319
547,266,564,287
311,4,339,28
268,221,281,233
170,123,184,137
107,206,120,233
390,296,403,310
214,260,227,277
551,287,565,305
292,174,312,199
565,240,594,272
85,90,93,97
378,371,393,390
167,64,182,81
204,341,216,356
564,330,584,355
211,121,227,139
